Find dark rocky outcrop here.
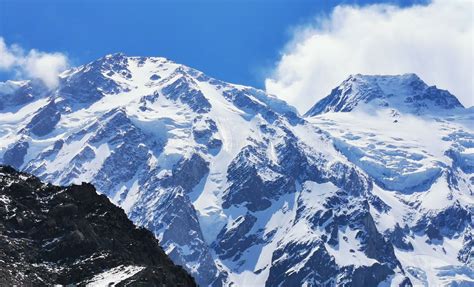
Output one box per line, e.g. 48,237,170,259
0,165,196,286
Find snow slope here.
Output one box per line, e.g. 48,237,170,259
305,74,473,286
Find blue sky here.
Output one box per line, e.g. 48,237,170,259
0,0,424,89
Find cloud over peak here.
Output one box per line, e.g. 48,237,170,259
0,37,69,88
265,0,473,113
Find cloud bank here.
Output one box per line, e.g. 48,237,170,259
265,0,474,113
0,37,69,88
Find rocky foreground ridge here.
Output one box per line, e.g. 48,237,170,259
0,165,196,286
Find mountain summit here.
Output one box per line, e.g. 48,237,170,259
305,74,464,117
0,54,472,286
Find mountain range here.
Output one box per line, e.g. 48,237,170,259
0,53,472,286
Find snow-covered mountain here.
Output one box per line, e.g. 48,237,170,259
0,54,472,286
305,74,464,117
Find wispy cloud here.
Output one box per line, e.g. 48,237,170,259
0,37,69,88
265,0,473,112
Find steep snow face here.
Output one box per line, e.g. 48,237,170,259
305,77,473,286
0,53,304,287
0,55,472,286
305,74,464,117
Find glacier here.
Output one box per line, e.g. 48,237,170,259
0,54,472,286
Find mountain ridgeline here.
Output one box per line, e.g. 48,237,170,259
0,53,472,286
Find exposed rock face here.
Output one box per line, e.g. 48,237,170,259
0,80,45,111
58,53,131,106
25,100,61,137
3,140,29,169
0,165,196,286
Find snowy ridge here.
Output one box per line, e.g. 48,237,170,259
305,74,464,117
0,54,472,286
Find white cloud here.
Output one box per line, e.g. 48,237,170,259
265,0,474,113
0,38,17,69
0,37,69,88
22,50,69,89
